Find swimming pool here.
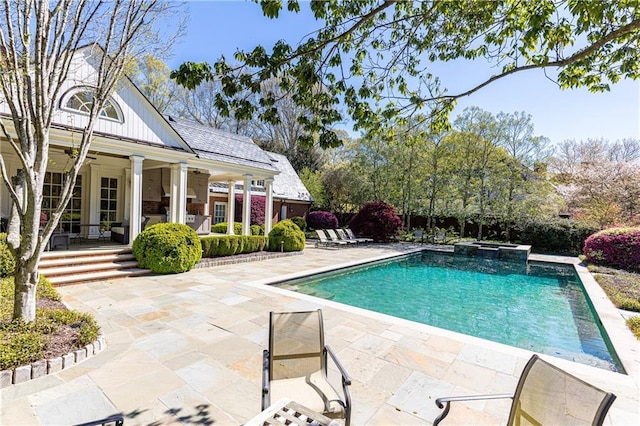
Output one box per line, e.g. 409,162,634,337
277,251,623,372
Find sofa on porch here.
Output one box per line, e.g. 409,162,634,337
111,216,148,244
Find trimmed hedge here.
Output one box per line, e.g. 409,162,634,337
268,220,305,252
200,235,267,257
132,223,202,274
0,233,15,277
584,227,640,272
307,211,338,230
348,201,403,242
211,222,264,236
515,218,598,255
211,222,243,234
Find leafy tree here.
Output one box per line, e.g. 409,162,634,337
495,112,552,240
299,167,327,209
172,1,640,144
130,55,180,114
0,1,181,322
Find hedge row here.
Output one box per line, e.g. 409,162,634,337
211,222,264,235
200,235,268,257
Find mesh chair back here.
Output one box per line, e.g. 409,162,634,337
269,310,325,380
509,355,616,426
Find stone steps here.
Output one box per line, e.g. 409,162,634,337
40,248,151,286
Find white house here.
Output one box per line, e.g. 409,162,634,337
0,46,282,244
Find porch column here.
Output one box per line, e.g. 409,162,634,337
264,178,274,235
88,164,100,238
169,162,187,224
227,180,236,235
241,174,252,236
129,155,144,243
124,168,131,221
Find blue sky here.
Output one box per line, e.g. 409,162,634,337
169,1,640,145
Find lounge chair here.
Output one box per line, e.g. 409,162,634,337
345,228,373,243
328,229,356,244
75,414,124,426
262,310,352,426
433,354,616,426
432,230,446,244
315,229,347,248
413,230,425,243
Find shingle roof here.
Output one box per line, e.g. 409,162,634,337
166,116,277,171
267,152,313,202
209,152,313,203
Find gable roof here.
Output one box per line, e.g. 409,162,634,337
166,116,277,172
267,152,313,202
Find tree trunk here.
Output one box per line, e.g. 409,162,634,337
13,265,39,322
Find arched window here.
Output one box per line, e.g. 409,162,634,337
62,88,123,122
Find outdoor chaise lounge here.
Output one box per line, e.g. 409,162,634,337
315,229,347,248
327,229,356,245
262,310,352,426
345,228,373,243
433,354,616,426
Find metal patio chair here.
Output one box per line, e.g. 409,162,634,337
262,310,352,426
433,354,616,426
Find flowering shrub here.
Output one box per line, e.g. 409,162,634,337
307,211,338,230
348,201,404,242
583,227,640,272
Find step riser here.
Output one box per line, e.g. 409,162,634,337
39,248,149,286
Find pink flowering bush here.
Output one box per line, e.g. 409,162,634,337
234,195,266,225
348,201,404,242
583,227,640,272
307,211,339,230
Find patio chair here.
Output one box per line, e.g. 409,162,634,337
432,230,446,244
315,229,347,248
331,228,357,244
433,354,616,426
262,310,352,426
413,230,425,243
345,228,373,243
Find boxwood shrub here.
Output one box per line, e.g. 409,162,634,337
584,227,640,272
268,220,305,252
132,223,202,273
290,216,307,232
0,233,15,277
200,235,267,257
211,221,243,234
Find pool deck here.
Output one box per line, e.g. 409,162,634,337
1,244,638,425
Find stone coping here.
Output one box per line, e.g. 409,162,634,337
0,334,105,389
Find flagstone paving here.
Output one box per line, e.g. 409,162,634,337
1,244,638,425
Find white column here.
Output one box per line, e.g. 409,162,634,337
123,168,131,221
129,155,144,243
169,162,187,224
88,164,100,238
242,174,252,235
227,180,236,235
264,178,274,235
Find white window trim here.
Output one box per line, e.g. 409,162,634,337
60,86,124,123
213,201,228,224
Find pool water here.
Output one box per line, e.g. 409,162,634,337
278,252,623,372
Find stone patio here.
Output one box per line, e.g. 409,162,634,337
1,244,638,425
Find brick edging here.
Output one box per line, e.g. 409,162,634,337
0,334,106,388
194,250,303,269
